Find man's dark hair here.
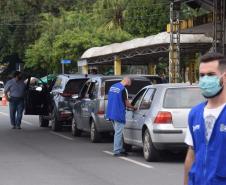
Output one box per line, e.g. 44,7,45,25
13,71,21,77
200,52,226,72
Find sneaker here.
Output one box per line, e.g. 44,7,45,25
16,126,22,129
12,126,16,129
113,152,128,157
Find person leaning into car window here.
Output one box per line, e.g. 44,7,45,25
184,52,226,185
106,77,135,157
4,71,26,129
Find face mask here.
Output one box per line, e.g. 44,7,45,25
199,75,223,98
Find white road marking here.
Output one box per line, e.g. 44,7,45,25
0,112,33,125
50,131,74,141
103,151,154,169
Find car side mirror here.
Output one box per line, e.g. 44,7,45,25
72,94,79,99
36,87,42,92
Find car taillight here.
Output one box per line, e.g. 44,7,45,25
97,110,105,115
60,93,73,97
154,111,172,124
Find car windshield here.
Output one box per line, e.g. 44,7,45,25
0,83,4,88
163,87,205,108
64,79,88,94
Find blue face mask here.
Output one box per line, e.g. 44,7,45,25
199,75,223,98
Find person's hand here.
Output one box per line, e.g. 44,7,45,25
133,107,137,111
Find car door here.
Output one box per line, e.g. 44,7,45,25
124,88,147,144
81,81,97,132
75,82,90,131
132,88,156,145
24,77,50,115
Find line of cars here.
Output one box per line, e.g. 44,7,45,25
25,74,204,161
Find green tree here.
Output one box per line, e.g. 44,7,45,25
123,0,169,37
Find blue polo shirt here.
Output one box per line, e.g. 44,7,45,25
106,82,126,124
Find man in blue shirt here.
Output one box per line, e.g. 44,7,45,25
106,77,135,157
4,71,26,129
184,53,226,185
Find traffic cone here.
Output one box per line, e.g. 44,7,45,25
1,95,7,106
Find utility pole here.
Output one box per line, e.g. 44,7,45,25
169,0,181,83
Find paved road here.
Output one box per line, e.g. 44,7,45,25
0,105,185,185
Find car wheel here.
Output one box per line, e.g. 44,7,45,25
71,117,81,137
39,116,49,127
51,110,61,131
90,120,101,143
143,129,159,162
123,136,132,152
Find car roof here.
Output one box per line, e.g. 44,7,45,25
58,74,102,80
88,75,151,81
144,83,199,89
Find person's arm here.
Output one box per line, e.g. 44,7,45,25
184,146,195,185
4,81,11,101
122,89,135,110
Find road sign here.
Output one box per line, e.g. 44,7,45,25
61,59,71,64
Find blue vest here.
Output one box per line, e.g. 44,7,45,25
106,82,126,124
188,102,226,185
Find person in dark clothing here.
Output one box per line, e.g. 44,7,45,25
4,71,26,129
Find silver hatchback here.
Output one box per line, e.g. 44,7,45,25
123,83,205,161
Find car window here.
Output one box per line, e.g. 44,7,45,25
126,80,151,98
64,79,88,94
139,88,155,110
147,77,163,84
0,83,4,88
87,82,98,99
131,89,146,109
53,77,63,89
163,87,205,108
79,82,90,98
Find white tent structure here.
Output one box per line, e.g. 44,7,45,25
78,32,212,66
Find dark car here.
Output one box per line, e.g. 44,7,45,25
71,76,151,143
24,74,90,131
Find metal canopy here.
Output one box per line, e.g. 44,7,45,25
79,32,212,66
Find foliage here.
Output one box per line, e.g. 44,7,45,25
0,0,204,76
123,0,169,37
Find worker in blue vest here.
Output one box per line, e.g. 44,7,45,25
106,77,135,157
184,52,226,185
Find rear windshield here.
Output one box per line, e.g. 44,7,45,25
64,79,88,94
163,87,205,108
145,77,163,84
0,83,3,88
127,80,151,95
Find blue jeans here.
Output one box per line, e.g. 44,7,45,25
113,121,125,154
9,97,24,126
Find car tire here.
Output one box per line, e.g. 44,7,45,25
71,117,81,137
90,120,101,143
143,129,159,162
123,136,132,152
51,110,61,131
39,116,49,127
